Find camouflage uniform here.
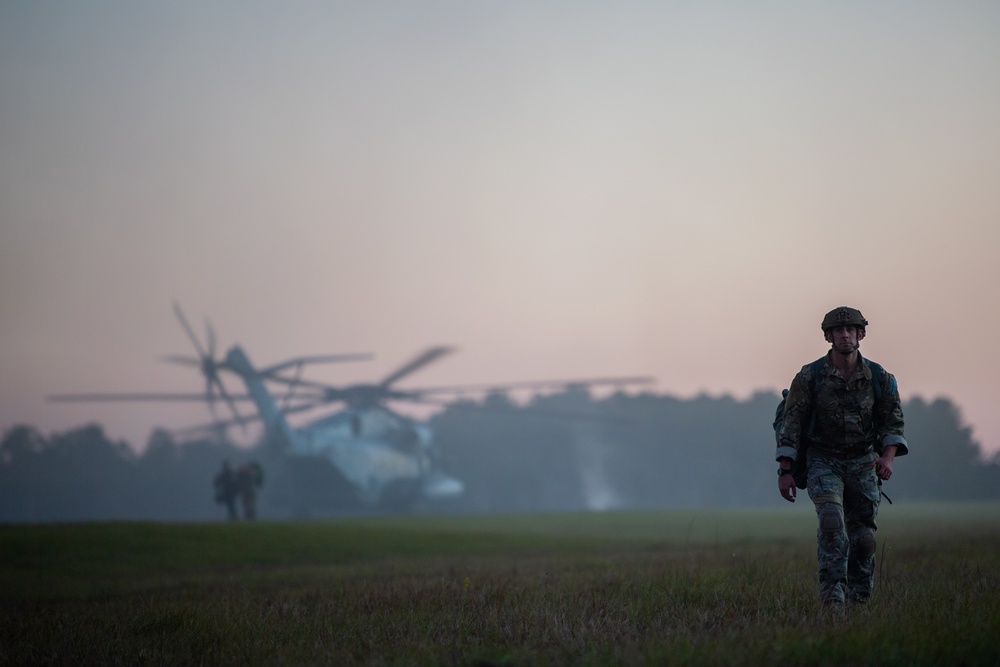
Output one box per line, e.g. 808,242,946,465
213,462,238,521
776,352,908,606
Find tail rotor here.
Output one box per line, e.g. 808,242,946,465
171,302,245,430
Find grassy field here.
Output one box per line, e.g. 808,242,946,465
1,503,999,666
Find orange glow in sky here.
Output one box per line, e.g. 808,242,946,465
2,3,999,456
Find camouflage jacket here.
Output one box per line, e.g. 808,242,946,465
775,351,908,462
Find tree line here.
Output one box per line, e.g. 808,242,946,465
434,390,1000,513
1,389,998,522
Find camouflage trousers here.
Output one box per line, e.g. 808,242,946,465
806,450,881,606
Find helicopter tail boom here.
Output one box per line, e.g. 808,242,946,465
223,346,301,451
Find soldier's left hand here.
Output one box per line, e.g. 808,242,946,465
874,456,894,481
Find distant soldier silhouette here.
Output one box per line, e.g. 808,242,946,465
236,461,264,520
213,460,238,520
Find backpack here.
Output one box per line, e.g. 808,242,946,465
773,356,885,490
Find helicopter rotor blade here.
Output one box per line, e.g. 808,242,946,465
378,346,454,388
206,318,217,360
172,302,239,427
274,362,332,410
48,392,255,402
211,375,246,433
256,359,652,415
171,412,259,438
402,395,628,424
171,399,323,437
161,355,201,367
277,364,304,410
173,302,208,359
400,376,656,399
257,353,374,377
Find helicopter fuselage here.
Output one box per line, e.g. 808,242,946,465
224,345,463,508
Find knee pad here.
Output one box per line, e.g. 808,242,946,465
819,504,844,535
854,531,876,558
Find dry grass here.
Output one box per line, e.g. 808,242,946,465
2,504,998,666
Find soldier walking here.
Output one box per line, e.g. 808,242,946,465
213,460,238,521
236,461,264,520
775,307,909,609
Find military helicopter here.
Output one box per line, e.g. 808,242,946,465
51,304,654,513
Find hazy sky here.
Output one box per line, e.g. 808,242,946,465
2,2,999,456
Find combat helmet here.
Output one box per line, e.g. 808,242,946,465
821,306,868,339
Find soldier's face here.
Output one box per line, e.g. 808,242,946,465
830,325,859,354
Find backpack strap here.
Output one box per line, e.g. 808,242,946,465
865,359,885,401
803,356,826,436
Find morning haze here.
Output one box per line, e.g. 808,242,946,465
1,2,999,457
